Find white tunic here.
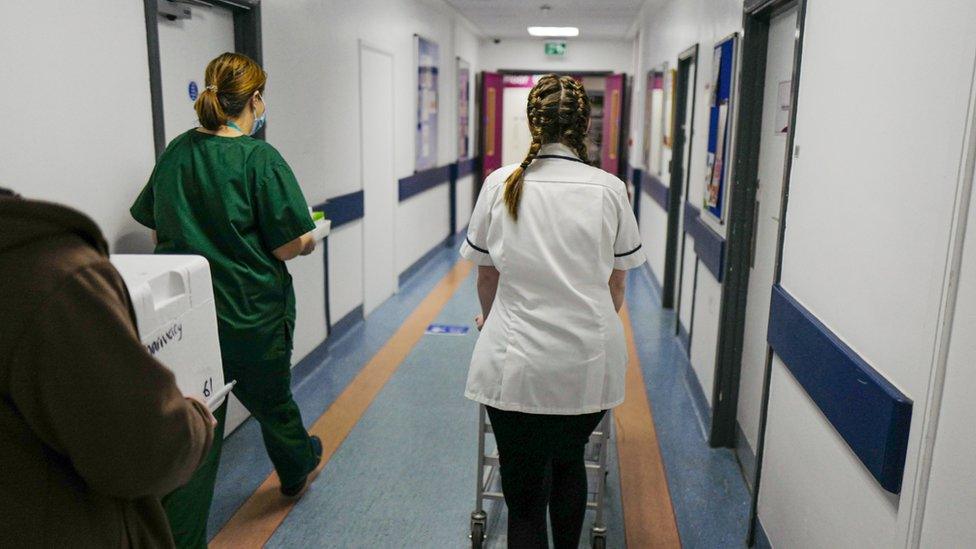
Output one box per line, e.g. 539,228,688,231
460,143,646,415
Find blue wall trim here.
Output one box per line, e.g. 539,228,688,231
399,164,454,202
682,202,726,282
683,351,712,438
457,157,477,179
735,420,757,491
314,190,364,230
628,166,643,221
677,319,690,355
330,304,364,342
767,285,913,493
642,172,670,211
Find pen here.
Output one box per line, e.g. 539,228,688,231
206,381,237,410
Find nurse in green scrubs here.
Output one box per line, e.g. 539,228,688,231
130,52,322,547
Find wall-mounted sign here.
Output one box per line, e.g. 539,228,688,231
415,35,439,172
545,41,567,57
188,81,198,101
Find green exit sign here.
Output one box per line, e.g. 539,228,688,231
545,41,567,56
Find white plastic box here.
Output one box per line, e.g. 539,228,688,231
110,255,227,410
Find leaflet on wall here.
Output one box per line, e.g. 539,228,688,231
458,58,470,159
416,36,439,171
776,80,792,134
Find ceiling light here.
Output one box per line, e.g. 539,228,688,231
527,26,579,37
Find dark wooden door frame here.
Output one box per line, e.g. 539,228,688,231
695,0,807,544
618,73,633,179
661,44,699,309
143,0,263,159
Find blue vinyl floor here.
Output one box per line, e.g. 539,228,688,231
209,242,755,547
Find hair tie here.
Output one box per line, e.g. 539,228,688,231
206,85,218,93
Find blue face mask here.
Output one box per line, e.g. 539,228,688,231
250,98,267,136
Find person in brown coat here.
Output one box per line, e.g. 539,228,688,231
0,187,215,547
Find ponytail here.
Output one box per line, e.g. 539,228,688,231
193,52,267,131
194,86,227,131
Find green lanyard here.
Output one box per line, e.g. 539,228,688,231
226,120,246,135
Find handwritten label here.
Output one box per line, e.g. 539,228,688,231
145,322,184,356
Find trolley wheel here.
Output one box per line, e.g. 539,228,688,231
470,522,485,549
591,534,606,549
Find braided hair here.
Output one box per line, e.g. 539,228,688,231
503,75,591,220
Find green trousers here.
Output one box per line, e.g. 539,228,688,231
162,354,317,548
162,402,226,549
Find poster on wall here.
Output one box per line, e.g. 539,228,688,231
457,58,470,159
415,35,439,172
663,67,676,149
703,33,738,222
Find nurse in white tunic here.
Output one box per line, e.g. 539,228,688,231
460,74,645,548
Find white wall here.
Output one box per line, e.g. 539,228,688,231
756,1,976,548
0,1,156,251
480,38,633,74
263,0,480,298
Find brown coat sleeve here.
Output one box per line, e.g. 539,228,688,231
8,260,214,498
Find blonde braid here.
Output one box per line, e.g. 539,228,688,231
559,77,591,163
503,74,592,220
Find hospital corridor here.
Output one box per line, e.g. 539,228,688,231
2,1,976,548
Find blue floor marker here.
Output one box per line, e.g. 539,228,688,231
426,323,470,335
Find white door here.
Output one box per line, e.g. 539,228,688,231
360,43,397,316
736,6,799,452
917,139,976,547
157,5,235,141
502,86,532,165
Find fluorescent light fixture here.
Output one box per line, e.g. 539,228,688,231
527,26,579,37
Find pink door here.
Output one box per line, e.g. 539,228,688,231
481,72,503,179
601,73,625,174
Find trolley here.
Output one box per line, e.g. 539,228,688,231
469,404,612,549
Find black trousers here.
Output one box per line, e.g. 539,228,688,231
486,406,607,549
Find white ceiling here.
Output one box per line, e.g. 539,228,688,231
445,0,648,40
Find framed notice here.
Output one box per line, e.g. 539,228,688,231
703,33,738,222
663,67,676,148
415,35,439,171
457,57,471,159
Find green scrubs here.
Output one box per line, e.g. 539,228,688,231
131,129,319,547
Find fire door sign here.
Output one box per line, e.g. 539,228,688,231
545,41,567,57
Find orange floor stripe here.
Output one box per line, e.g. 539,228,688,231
616,305,682,548
210,260,472,548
